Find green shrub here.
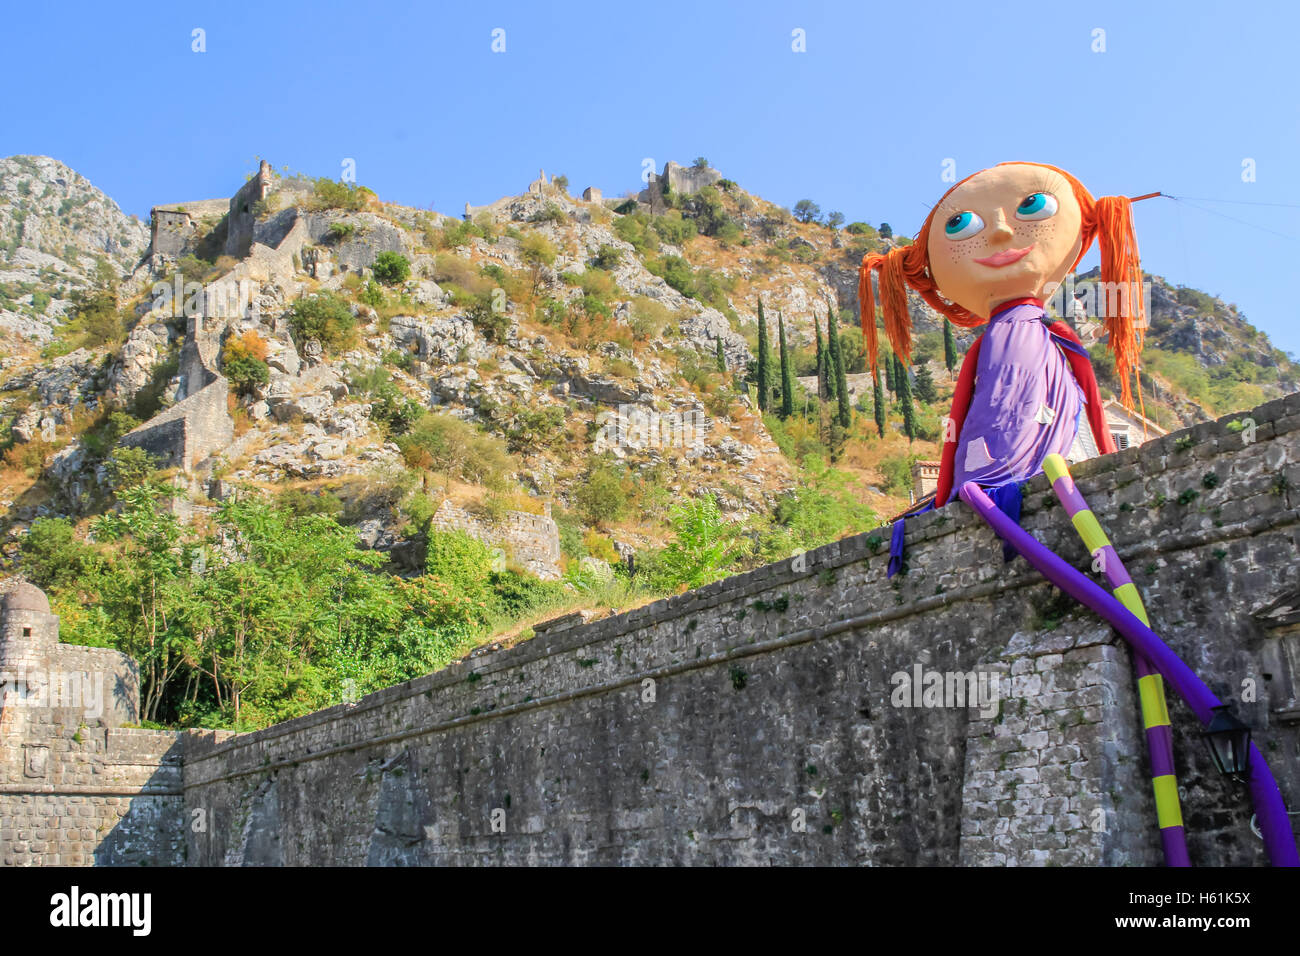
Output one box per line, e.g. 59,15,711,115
652,211,696,246
575,466,628,526
422,529,495,603
275,486,344,518
306,178,372,212
592,244,622,269
529,203,567,225
643,495,738,590
488,570,568,621
878,453,919,496
105,446,158,491
327,221,357,242
613,212,659,254
397,411,514,489
287,292,356,351
18,517,100,591
224,355,270,395
372,251,411,286
466,291,510,342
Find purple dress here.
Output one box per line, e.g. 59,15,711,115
947,301,1084,502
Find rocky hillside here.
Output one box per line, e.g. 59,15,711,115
0,156,1296,578
0,156,148,342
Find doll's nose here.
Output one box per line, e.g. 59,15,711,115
988,210,1015,242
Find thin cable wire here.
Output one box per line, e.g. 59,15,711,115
1166,196,1300,242
1165,195,1300,209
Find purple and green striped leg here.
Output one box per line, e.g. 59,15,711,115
1043,454,1191,867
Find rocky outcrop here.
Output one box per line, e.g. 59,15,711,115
0,155,149,341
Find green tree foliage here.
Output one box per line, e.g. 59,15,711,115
223,355,269,395
814,319,826,401
372,251,411,286
913,362,937,404
793,199,821,224
823,311,838,404
778,312,795,419
613,212,660,254
307,178,372,212
764,456,878,558
396,410,513,489
575,465,628,526
287,292,357,351
716,336,726,373
895,355,916,442
756,298,771,413
24,486,504,730
879,452,920,496
352,366,423,437
592,244,621,270
682,188,741,242
943,317,958,376
105,446,159,491
827,306,851,428
879,222,893,239
520,233,557,294
18,517,100,592
872,368,886,438
644,495,738,591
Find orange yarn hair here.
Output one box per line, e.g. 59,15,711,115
858,162,1146,408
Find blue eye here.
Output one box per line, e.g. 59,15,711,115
944,210,985,240
1015,192,1058,221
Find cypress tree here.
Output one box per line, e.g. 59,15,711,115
814,319,826,400
943,317,958,377
914,362,937,404
829,312,851,428
897,357,916,442
883,348,894,394
823,310,838,404
716,336,726,374
872,367,885,438
778,311,795,419
756,298,770,412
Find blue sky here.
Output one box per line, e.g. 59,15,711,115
4,0,1298,355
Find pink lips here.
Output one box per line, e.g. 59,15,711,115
974,245,1034,268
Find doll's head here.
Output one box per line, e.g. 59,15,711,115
859,162,1145,406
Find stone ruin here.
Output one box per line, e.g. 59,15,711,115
429,499,562,580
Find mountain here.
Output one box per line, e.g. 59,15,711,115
0,156,1296,568
0,155,148,342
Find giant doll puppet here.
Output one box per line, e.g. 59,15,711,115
860,162,1140,506
857,162,1298,867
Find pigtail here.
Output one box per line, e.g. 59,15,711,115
1091,195,1145,410
858,253,881,373
860,245,917,374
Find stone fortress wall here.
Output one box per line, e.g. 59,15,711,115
3,392,1298,865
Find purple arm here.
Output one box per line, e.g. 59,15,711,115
960,481,1299,867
